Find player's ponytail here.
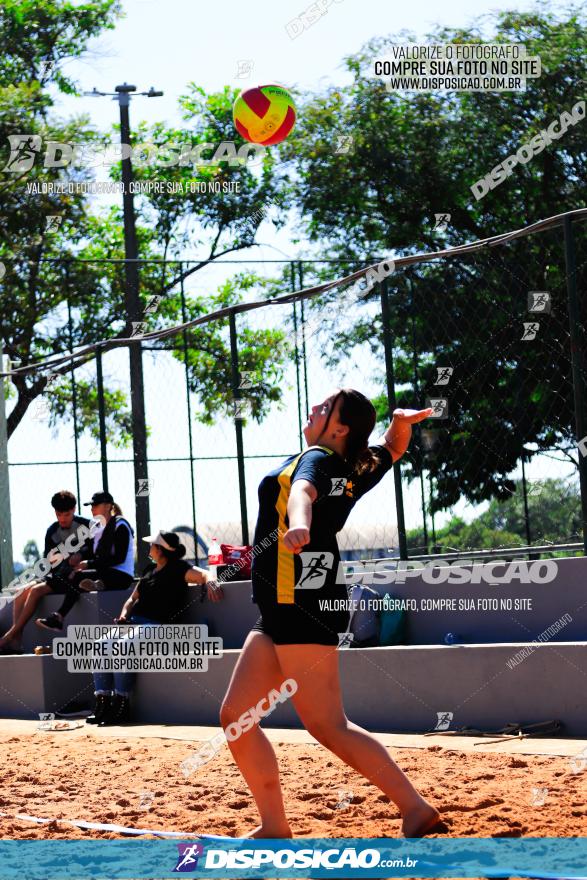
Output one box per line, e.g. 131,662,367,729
336,388,380,475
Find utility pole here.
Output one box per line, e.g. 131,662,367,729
86,83,163,569
0,343,14,589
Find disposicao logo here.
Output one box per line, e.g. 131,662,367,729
173,842,205,872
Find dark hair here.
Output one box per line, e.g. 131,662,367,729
51,490,77,512
327,389,380,475
159,531,186,560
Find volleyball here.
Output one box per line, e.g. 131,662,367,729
233,84,296,146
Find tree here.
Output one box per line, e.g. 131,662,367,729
0,0,123,435
407,477,582,551
0,1,290,444
281,8,587,512
477,475,582,545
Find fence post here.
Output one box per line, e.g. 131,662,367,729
95,345,109,493
380,278,408,560
291,263,303,451
409,275,429,552
228,311,249,545
180,265,199,561
563,215,587,554
520,455,532,547
0,341,14,588
297,262,309,416
65,266,81,505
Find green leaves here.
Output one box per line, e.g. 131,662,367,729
0,6,289,444
48,378,133,447
408,477,582,550
281,8,587,512
0,0,122,92
165,273,288,425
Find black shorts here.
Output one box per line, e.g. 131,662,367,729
252,595,350,646
45,573,73,595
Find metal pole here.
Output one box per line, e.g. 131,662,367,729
117,85,150,566
563,215,587,554
95,346,109,493
520,454,532,547
291,264,303,450
66,268,81,505
180,265,199,563
380,278,408,560
409,275,428,552
298,262,309,415
228,311,249,545
429,473,438,551
0,342,14,588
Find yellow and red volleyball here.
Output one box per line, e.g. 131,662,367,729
233,84,296,146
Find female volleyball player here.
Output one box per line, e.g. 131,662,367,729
219,388,441,839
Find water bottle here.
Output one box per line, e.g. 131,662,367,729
208,537,222,584
443,632,461,645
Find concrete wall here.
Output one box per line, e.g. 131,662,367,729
3,555,585,652
0,654,93,719
0,583,256,654
134,642,587,736
0,556,585,732
7,588,137,655
358,555,587,644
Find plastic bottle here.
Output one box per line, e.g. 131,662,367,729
208,537,222,583
443,632,462,645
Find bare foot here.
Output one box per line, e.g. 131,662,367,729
401,801,442,838
241,823,292,839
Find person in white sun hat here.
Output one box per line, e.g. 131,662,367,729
86,530,224,727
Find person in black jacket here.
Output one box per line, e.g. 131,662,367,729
0,490,92,654
86,530,224,726
36,491,135,633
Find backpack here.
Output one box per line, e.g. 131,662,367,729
344,585,407,647
378,592,407,646
346,584,380,647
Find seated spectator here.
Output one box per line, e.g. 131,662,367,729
36,491,135,632
87,530,223,726
0,490,92,654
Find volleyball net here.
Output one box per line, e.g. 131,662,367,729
1,209,586,577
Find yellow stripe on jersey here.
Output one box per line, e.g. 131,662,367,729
275,445,334,604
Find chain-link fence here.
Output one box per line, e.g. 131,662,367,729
2,210,586,578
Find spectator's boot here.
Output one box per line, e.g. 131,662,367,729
79,579,106,592
86,693,112,725
35,612,63,632
99,693,131,726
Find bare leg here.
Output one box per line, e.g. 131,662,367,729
0,583,52,647
220,632,292,838
0,585,34,646
275,643,441,838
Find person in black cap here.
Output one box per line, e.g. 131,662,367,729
87,530,224,726
36,491,135,632
0,490,92,653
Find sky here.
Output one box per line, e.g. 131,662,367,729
2,0,578,567
56,0,571,140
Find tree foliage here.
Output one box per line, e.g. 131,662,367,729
407,476,582,551
281,8,587,510
0,1,289,444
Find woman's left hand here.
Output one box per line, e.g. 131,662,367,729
206,578,224,602
392,407,434,423
283,526,311,554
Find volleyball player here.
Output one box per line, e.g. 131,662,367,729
219,388,442,839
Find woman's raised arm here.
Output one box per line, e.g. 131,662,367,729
380,407,434,463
